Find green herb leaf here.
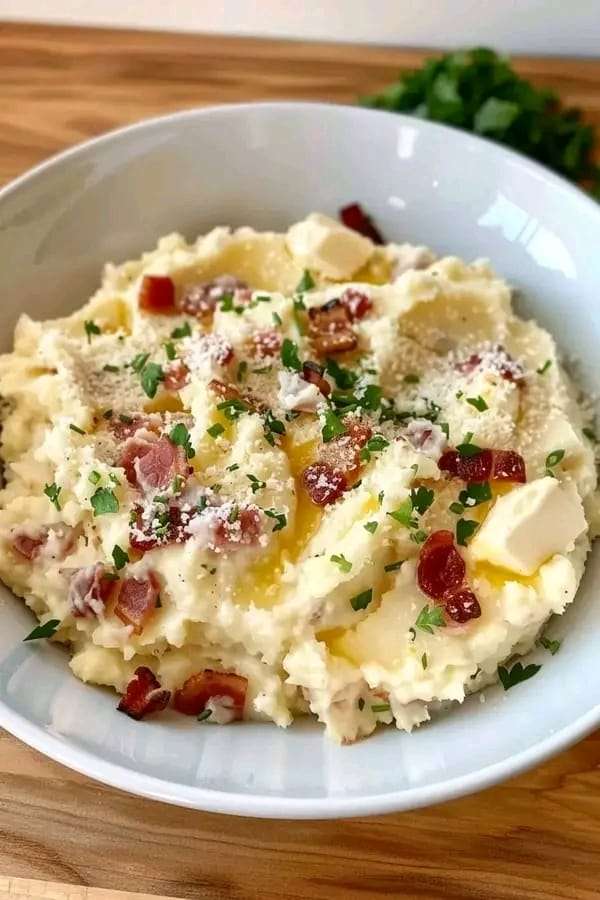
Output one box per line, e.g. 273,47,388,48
84,319,101,343
415,604,446,634
583,426,597,442
164,341,176,361
43,482,61,511
296,269,316,292
197,708,212,722
466,395,489,412
403,373,420,384
538,635,561,655
247,473,266,493
272,311,283,327
140,362,164,399
371,702,391,713
456,432,482,457
350,588,373,611
456,518,479,546
263,409,286,446
264,508,287,531
322,409,346,443
498,661,542,691
546,448,565,469
23,618,61,642
325,358,358,389
88,472,101,487
207,423,225,439
459,481,492,507
281,338,302,371
449,501,464,515
537,359,552,375
384,560,404,573
217,398,250,421
112,544,130,570
474,97,520,134
388,497,416,528
69,423,86,435
236,360,248,383
91,487,119,516
330,553,352,573
409,529,428,544
410,486,434,515
421,652,428,670
103,364,119,373
364,521,378,534
169,422,195,459
171,321,192,339
130,352,150,373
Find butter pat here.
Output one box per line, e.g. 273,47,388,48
470,477,586,576
286,213,373,279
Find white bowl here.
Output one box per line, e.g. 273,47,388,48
0,102,599,819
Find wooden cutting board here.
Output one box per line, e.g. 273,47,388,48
1,21,600,900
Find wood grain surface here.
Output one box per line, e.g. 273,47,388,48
1,20,600,900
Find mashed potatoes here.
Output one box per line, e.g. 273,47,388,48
0,211,597,742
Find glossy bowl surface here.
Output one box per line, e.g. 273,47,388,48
1,103,599,818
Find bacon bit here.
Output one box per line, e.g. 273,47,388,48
440,447,526,484
492,449,527,483
163,360,190,391
251,330,282,358
302,462,347,506
138,275,176,313
302,361,331,397
319,419,372,481
339,288,373,321
114,573,161,634
212,506,262,551
417,530,466,601
444,587,481,624
122,436,188,492
129,504,193,552
173,670,247,719
308,299,357,356
455,344,524,384
12,531,47,560
107,414,161,442
117,666,171,720
339,203,384,245
177,275,249,319
69,564,116,618
208,379,242,402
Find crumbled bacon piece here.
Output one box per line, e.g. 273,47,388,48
138,275,176,313
12,531,47,560
439,447,526,484
114,573,161,634
121,435,188,492
163,360,190,391
417,530,466,601
339,203,384,244
69,564,116,618
302,361,331,397
11,525,77,562
340,288,372,321
108,414,161,441
208,379,242,402
117,666,170,720
308,299,357,355
177,275,249,319
173,670,247,720
492,449,527,483
455,344,524,384
129,503,185,552
251,330,281,358
319,419,372,481
302,462,347,506
445,587,481,624
211,506,262,551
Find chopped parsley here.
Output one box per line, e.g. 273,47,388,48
23,619,61,642
43,482,61,511
322,409,346,443
388,497,417,529
169,422,195,459
384,560,404,573
583,426,597,442
415,604,446,634
358,698,365,712
359,434,389,462
410,486,434,515
456,432,482,457
498,661,541,691
330,553,352,573
197,709,212,722
226,463,240,473
119,413,133,424
280,338,302,371
459,481,492,507
112,544,130,570
403,373,420,384
272,311,283,327
466,395,489,412
247,474,266,493
371,702,391,713
171,321,192,339
130,352,150,373
350,588,373,611
456,518,479,546
103,364,119,373
69,423,86,435
439,421,450,439
449,501,464,515
325,358,358,389
90,487,119,516
164,341,176,361
409,529,428,545
88,470,101,485
263,409,286,446
236,360,248,383
360,384,382,411
84,319,101,343
538,635,561,655
537,359,552,375
217,398,251,421
140,362,164,399
264,508,287,532
364,521,378,534
102,409,113,419
207,423,225,439
296,269,316,293
545,448,565,476
421,652,428,670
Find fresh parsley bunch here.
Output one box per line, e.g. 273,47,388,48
362,47,600,198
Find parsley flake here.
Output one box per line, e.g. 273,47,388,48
498,661,541,691
538,635,561,655
456,432,482,457
449,501,464,515
350,588,373,611
91,487,119,516
403,373,420,384
537,359,552,375
44,482,61,511
264,508,287,532
459,482,492,507
330,553,352,573
103,364,119,373
170,422,195,459
364,521,378,534
263,409,286,446
171,321,192,339
388,497,416,529
140,362,164,399
371,702,391,713
325,358,358,389
456,518,479,546
112,544,130,570
207,423,225,439
281,338,302,372
164,341,176,361
197,709,212,722
384,560,404,572
88,470,101,485
69,423,86,435
583,426,597,443
421,652,428,670
415,604,446,634
296,269,316,293
23,619,61,642
410,486,434,515
236,360,248,383
247,474,266,493
272,311,283,327
130,352,150,373
466,395,489,412
545,448,565,476
322,409,346,443
84,319,101,343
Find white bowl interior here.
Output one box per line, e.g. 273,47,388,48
0,103,599,818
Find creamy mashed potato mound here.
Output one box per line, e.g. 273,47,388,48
0,211,597,742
